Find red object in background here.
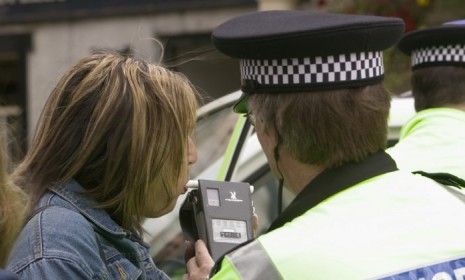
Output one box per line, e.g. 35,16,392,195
317,0,327,7
388,7,417,32
347,0,431,33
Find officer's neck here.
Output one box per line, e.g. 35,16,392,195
279,150,325,195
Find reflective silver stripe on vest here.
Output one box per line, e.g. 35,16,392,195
226,240,283,280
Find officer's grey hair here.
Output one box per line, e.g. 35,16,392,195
247,84,391,167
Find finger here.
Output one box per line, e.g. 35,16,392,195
195,240,214,266
186,256,198,271
182,274,189,280
187,252,211,280
252,213,259,236
185,240,195,263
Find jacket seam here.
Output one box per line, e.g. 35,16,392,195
31,195,57,260
11,255,97,278
34,211,43,259
94,234,112,273
38,193,55,258
45,193,54,206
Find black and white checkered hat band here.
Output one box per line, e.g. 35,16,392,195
240,51,384,86
412,45,465,67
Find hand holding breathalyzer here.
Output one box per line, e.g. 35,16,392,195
183,240,214,280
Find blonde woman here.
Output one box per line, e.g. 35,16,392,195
0,139,26,280
7,52,198,279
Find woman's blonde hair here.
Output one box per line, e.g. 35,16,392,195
14,51,198,234
0,139,27,267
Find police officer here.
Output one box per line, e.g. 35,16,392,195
387,20,465,179
185,11,465,280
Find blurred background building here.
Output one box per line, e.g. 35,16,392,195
0,0,257,161
0,0,464,161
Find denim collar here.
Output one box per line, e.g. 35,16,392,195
49,180,128,237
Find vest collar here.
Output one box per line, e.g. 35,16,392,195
267,150,398,232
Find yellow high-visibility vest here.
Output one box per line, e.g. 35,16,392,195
212,170,465,279
387,108,465,179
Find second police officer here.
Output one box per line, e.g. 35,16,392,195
388,20,465,179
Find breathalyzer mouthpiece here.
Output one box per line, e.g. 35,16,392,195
186,180,199,189
186,180,254,194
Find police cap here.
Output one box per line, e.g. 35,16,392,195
398,20,465,69
212,10,404,113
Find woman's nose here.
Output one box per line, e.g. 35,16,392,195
187,137,198,165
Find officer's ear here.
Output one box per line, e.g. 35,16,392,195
246,96,279,144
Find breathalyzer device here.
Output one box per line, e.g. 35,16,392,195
180,179,254,261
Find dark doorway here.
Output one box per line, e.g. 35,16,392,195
0,34,31,163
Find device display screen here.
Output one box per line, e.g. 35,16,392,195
207,188,220,206
212,219,248,244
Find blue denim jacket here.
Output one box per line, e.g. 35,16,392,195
0,269,18,280
7,180,170,280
